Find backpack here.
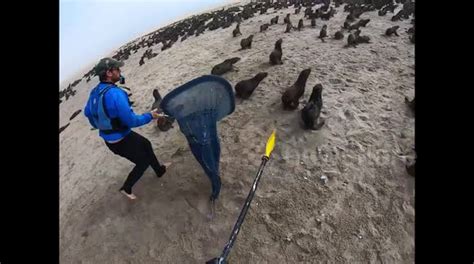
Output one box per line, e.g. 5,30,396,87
89,84,115,131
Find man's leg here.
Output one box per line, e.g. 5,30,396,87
142,136,167,177
132,132,168,177
120,159,149,194
106,131,153,197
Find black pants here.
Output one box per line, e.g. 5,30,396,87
105,131,163,192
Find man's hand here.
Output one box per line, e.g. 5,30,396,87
150,109,166,120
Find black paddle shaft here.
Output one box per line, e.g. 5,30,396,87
208,156,269,264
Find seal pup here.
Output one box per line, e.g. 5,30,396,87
260,23,270,32
211,57,241,75
301,84,325,130
151,88,163,110
356,35,371,44
284,13,291,24
320,7,335,20
151,89,175,131
304,7,313,18
343,21,350,29
232,23,242,37
346,32,358,48
240,35,254,49
69,109,82,121
318,25,328,42
405,96,415,113
270,15,279,25
387,3,398,13
358,18,370,27
354,29,361,38
406,161,415,177
59,123,70,134
348,22,362,31
346,13,356,22
295,6,301,14
281,68,312,110
334,30,344,40
285,21,293,33
385,25,400,36
297,19,304,31
234,72,268,99
391,10,404,21
269,38,283,65
161,40,173,51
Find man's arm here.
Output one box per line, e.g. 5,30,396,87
112,89,153,128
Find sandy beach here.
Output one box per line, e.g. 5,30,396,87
60,1,415,263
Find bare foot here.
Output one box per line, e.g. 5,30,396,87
120,190,137,200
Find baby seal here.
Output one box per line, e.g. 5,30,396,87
234,72,269,99
269,38,283,65
281,68,312,110
301,84,325,130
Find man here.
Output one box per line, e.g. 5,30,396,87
84,57,169,200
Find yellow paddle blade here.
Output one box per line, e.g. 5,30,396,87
264,130,276,158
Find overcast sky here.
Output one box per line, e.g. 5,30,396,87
60,0,233,84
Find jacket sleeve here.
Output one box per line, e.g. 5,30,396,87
84,99,97,128
112,89,153,128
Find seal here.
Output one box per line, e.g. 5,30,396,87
318,25,328,42
385,25,400,36
406,161,415,177
151,88,175,131
59,123,70,134
234,72,269,99
269,38,284,65
211,57,241,75
151,88,162,110
295,6,301,14
356,35,371,44
270,15,279,25
281,68,312,110
240,35,254,49
301,84,325,130
346,32,358,48
69,109,82,121
348,21,362,31
285,21,293,33
343,21,350,29
232,23,242,37
358,18,370,27
334,30,344,40
284,13,291,24
297,19,304,31
405,96,415,113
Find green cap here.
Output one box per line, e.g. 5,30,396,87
94,57,125,75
